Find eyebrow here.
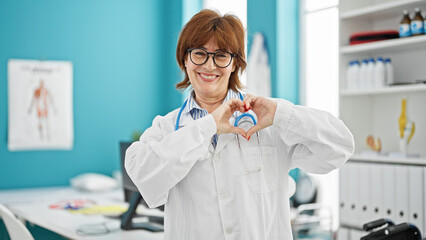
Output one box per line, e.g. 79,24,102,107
200,47,225,52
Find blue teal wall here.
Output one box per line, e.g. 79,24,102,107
163,0,185,113
0,0,183,189
0,0,297,190
162,0,202,111
247,0,299,103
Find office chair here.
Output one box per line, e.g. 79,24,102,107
361,219,422,240
0,204,34,240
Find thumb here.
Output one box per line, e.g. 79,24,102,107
246,125,262,139
229,126,247,138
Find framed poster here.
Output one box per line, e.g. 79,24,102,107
8,59,74,151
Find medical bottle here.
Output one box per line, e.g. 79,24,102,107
400,10,411,37
359,59,369,89
346,61,354,90
352,60,360,90
366,58,376,89
374,57,385,88
411,8,424,36
424,13,426,34
384,58,394,86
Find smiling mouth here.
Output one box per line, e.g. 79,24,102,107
198,73,219,82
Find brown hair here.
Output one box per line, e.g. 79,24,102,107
176,9,246,91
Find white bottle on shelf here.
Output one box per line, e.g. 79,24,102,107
352,60,360,90
346,61,354,90
366,58,376,89
384,58,394,86
359,59,369,89
374,57,385,88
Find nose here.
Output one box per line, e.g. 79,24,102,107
203,55,216,70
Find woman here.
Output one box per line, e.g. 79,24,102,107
125,9,354,240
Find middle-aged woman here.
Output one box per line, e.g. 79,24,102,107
125,9,354,240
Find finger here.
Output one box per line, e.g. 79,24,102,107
228,98,245,113
222,99,239,116
242,94,252,109
226,98,241,107
243,94,257,110
228,126,247,138
246,124,262,139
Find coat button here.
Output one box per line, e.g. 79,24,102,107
219,190,228,199
226,227,233,234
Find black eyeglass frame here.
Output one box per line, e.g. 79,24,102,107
187,48,236,68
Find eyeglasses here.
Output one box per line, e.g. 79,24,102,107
187,48,236,68
76,222,119,236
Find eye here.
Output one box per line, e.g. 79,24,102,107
193,50,207,57
215,52,229,58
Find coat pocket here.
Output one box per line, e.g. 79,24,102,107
242,146,279,193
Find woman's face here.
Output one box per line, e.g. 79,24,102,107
185,38,235,101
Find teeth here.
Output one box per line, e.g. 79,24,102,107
200,73,217,79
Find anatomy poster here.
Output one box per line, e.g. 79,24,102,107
8,59,74,151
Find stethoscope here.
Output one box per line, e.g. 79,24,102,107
174,92,264,173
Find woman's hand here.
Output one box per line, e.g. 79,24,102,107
211,98,247,137
243,94,277,139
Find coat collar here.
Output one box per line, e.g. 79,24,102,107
182,89,243,118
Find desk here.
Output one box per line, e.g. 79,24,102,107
0,186,164,240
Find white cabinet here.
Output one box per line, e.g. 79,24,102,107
339,160,426,236
338,0,426,237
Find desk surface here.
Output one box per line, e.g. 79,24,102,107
0,186,164,240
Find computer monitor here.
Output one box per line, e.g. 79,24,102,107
119,141,164,232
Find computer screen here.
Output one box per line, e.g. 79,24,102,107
119,141,163,231
120,142,146,203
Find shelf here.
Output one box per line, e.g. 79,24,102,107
340,84,426,96
350,154,426,165
340,35,426,54
340,0,426,20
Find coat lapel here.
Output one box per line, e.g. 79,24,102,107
215,133,236,154
214,115,238,154
177,112,194,129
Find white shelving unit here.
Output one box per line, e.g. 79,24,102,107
340,34,426,54
340,0,426,20
338,0,426,238
340,83,426,96
339,0,426,157
350,154,426,165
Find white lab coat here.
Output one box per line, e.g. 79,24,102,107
125,98,354,240
247,33,271,97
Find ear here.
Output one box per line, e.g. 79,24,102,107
231,61,236,72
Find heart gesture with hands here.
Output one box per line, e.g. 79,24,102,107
211,98,247,136
242,94,277,139
211,94,277,139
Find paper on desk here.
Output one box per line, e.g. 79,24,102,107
69,205,127,216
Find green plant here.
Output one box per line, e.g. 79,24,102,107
132,130,143,142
